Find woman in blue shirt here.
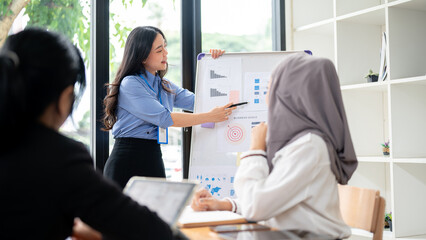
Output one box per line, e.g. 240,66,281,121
103,26,234,188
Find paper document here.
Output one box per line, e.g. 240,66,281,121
189,166,238,198
178,206,246,228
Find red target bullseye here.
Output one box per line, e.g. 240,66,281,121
227,125,244,142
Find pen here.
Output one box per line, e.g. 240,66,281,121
227,102,248,108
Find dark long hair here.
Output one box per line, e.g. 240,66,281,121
102,26,172,131
0,28,86,148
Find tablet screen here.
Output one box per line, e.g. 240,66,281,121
219,229,333,240
123,177,197,227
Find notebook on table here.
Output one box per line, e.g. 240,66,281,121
178,206,247,228
123,176,198,235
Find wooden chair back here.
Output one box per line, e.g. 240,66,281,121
338,185,386,240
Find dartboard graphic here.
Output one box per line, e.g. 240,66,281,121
226,124,245,144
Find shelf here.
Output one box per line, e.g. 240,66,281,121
383,230,394,239
336,0,385,17
391,75,426,85
294,19,334,32
388,0,426,11
393,158,426,164
351,228,393,239
351,228,373,238
395,234,426,240
357,156,391,163
341,81,388,91
337,5,386,25
339,77,426,90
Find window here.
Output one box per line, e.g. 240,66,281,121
2,0,92,150
201,0,273,52
109,0,183,180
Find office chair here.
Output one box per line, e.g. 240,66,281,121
338,185,386,240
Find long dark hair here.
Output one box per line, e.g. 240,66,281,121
0,28,86,147
102,26,172,131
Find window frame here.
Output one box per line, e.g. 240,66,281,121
91,0,110,170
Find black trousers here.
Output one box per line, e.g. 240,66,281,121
104,138,165,189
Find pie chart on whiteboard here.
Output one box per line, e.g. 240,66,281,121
225,123,246,144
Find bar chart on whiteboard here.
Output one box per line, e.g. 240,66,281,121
190,51,304,198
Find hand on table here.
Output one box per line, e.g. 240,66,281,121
191,188,232,211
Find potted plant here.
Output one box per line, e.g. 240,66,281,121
384,212,392,231
365,69,379,82
381,141,390,156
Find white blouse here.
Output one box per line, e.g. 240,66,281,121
233,133,351,239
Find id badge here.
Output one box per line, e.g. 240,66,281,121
157,127,168,144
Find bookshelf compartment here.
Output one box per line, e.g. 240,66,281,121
390,84,426,158
393,163,426,237
342,89,389,157
348,162,391,214
336,0,385,17
388,1,426,80
294,23,335,63
336,8,385,85
292,0,333,29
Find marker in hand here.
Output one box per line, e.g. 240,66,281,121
227,102,248,108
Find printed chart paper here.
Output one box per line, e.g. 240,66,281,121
216,111,267,152
201,58,242,112
189,166,238,198
243,72,270,112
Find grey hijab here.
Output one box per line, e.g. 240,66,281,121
267,53,357,185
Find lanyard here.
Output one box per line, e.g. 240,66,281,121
139,73,162,104
139,73,168,144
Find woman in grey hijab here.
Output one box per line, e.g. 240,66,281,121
191,53,357,239
266,53,358,184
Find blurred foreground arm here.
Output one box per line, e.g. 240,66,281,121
72,218,102,240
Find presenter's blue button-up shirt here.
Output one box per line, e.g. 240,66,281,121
112,71,194,140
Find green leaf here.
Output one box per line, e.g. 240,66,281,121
23,0,90,64
0,0,14,18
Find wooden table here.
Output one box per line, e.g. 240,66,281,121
180,226,223,240
179,226,332,240
179,224,268,240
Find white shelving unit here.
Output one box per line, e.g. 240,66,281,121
287,0,426,239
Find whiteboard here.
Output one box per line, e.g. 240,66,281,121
189,51,308,198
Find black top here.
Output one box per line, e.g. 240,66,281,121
0,123,173,240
